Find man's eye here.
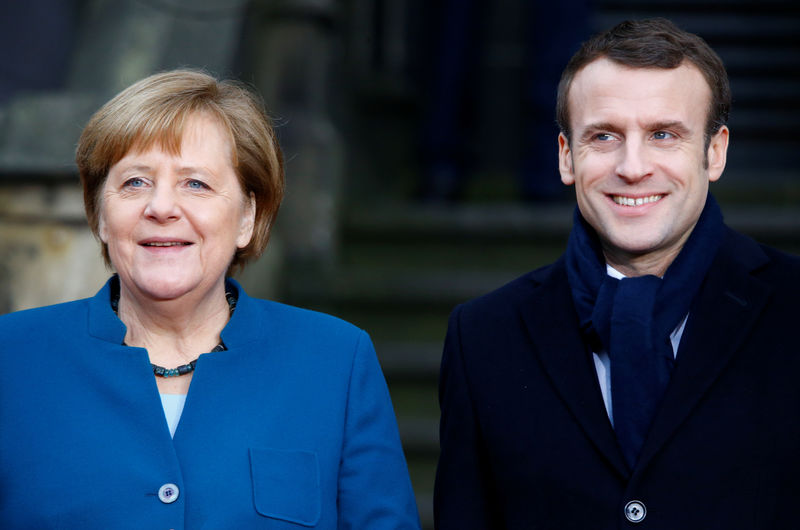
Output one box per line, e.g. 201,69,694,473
653,131,674,140
595,133,614,141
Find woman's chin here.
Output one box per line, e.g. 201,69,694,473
122,270,208,303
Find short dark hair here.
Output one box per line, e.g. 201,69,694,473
556,18,730,145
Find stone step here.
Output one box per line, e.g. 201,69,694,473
599,0,800,14
721,50,800,78
727,109,800,137
596,12,800,39
377,341,442,380
398,417,439,455
287,268,530,308
731,78,800,106
343,203,800,250
400,420,437,529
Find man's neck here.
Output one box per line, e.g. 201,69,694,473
602,238,689,278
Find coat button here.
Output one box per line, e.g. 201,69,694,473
158,483,180,504
624,500,646,523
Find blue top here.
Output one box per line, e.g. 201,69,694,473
160,393,187,437
0,277,420,529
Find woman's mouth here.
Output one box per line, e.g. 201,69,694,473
141,241,192,247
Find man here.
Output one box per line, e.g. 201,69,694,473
435,18,800,529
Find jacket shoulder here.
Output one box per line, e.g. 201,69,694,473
457,257,566,319
0,299,89,339
719,227,800,283
234,298,370,362
758,242,800,272
253,298,364,338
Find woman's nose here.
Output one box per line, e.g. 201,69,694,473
143,184,181,222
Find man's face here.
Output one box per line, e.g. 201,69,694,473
558,58,729,276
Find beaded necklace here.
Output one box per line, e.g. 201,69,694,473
110,287,237,378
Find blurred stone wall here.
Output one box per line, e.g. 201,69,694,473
0,181,107,313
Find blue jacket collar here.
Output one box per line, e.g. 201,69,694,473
87,277,127,344
219,277,262,349
87,276,261,347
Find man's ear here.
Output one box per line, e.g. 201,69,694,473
707,126,729,182
558,133,575,186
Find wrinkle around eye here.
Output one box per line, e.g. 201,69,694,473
186,179,212,190
652,131,675,140
122,176,149,188
578,131,620,149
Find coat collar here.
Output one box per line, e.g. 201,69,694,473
634,228,771,472
87,276,263,348
520,228,773,478
219,278,264,348
87,277,127,343
520,258,631,479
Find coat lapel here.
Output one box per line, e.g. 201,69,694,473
519,259,630,478
635,229,772,471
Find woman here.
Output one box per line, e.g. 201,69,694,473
0,70,420,529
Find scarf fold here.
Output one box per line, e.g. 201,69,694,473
565,193,724,468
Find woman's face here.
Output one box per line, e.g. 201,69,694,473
99,113,255,304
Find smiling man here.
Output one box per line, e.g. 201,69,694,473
435,18,800,529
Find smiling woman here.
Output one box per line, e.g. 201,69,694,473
97,113,257,395
0,70,420,529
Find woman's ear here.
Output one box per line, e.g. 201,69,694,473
237,192,256,249
98,211,108,243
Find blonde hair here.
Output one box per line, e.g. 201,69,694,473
76,69,284,273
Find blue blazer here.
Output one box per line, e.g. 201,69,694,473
0,278,420,529
435,228,800,529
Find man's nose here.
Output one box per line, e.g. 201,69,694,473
615,138,653,183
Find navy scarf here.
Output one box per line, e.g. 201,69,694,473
565,193,724,467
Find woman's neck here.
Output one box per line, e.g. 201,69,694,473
117,280,231,365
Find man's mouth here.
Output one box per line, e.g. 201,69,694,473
611,194,663,207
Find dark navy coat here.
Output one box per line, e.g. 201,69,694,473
435,228,800,529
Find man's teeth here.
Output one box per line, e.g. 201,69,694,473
144,242,188,247
612,195,663,206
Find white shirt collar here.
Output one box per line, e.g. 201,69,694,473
606,264,626,280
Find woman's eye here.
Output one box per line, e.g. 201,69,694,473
187,179,209,190
123,177,145,188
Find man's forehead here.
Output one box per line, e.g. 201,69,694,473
571,57,710,93
567,58,712,126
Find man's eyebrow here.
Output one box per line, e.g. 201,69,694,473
648,120,691,134
577,120,692,141
578,122,622,141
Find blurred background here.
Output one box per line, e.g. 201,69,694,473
2,0,800,526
